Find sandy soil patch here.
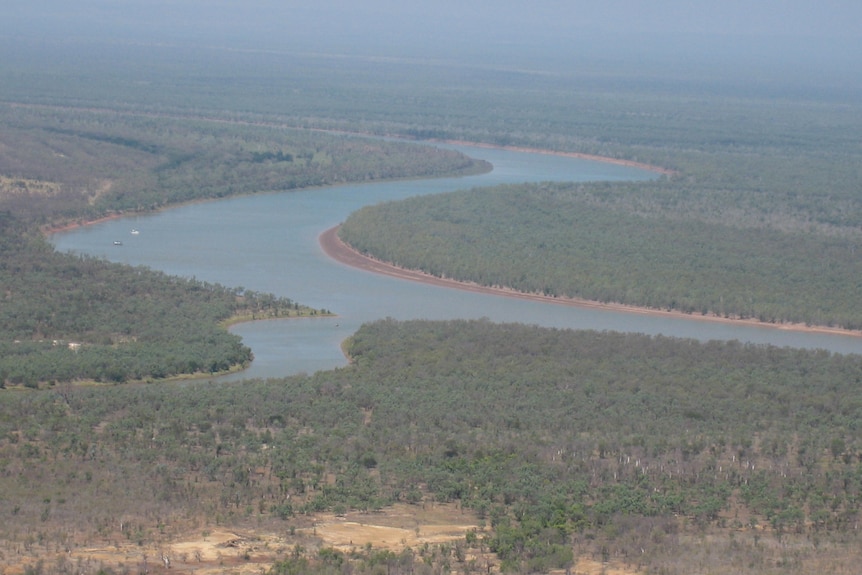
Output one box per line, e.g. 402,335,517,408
572,558,643,575
3,503,482,575
310,503,479,552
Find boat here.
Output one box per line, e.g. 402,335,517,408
113,240,123,246
130,229,140,235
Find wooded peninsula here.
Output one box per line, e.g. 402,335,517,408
0,105,487,386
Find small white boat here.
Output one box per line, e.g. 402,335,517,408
130,229,140,235
113,240,123,246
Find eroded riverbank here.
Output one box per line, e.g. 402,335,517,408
320,226,862,340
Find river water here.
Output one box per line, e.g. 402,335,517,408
51,143,862,380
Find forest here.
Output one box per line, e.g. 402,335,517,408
331,77,862,331
3,319,862,573
0,104,487,387
338,180,862,329
2,31,862,575
0,104,488,228
0,213,318,386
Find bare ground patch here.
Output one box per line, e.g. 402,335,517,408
310,502,479,553
2,503,491,575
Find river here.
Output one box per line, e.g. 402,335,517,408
50,143,862,380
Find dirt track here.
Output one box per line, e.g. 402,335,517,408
319,226,862,338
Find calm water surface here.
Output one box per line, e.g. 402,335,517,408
51,143,862,379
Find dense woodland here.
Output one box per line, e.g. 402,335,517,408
0,104,487,386
2,36,862,574
11,40,859,330
331,77,862,330
3,320,862,573
0,104,488,227
339,181,862,329
0,213,318,385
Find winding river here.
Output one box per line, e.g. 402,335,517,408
51,143,862,380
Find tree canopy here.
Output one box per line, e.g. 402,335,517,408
3,319,862,573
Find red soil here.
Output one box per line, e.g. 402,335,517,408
319,226,862,339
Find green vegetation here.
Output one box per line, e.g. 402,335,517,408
3,35,862,573
339,181,862,328
0,101,487,387
2,319,862,573
0,104,488,227
334,86,862,330
0,215,316,386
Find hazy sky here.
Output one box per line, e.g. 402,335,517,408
3,1,860,84
6,1,860,42
320,0,862,39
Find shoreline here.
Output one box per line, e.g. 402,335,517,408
319,226,862,340
436,139,677,176
43,212,129,235
41,137,667,237
43,136,857,340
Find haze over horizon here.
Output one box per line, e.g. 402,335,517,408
0,0,862,101
4,0,860,93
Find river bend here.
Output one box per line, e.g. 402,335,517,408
51,143,862,379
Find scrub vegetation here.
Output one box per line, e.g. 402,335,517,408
338,94,862,330
3,320,862,574
0,104,488,228
0,215,315,386
2,36,862,574
0,100,487,387
339,180,862,329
